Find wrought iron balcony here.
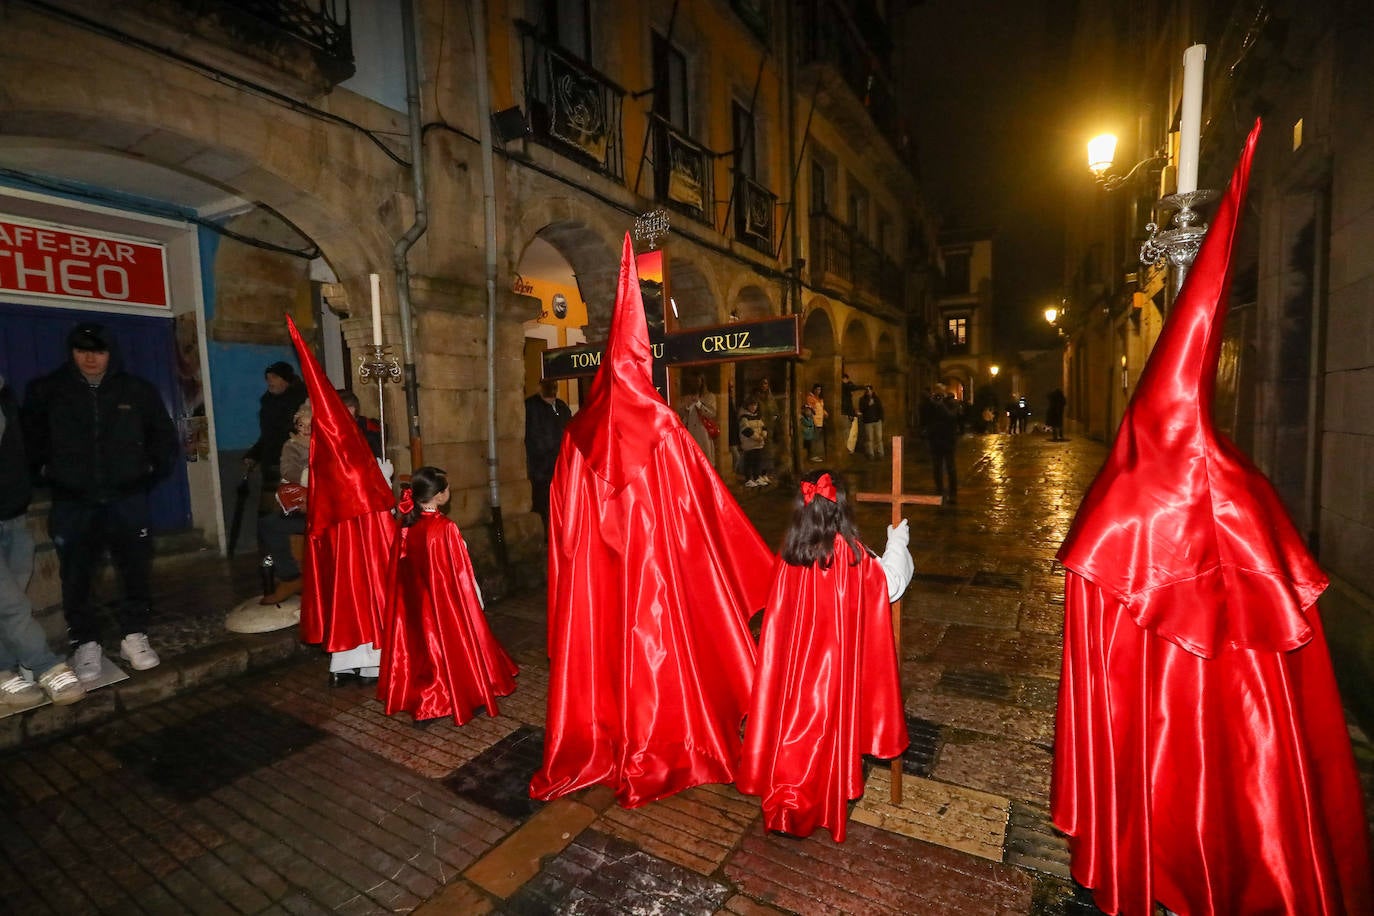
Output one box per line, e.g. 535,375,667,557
733,173,776,255
216,0,352,71
809,211,853,285
517,21,626,179
651,116,713,225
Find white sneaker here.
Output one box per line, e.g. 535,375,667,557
38,663,86,705
0,670,44,706
119,633,160,671
745,478,760,488
72,641,104,683
759,476,772,485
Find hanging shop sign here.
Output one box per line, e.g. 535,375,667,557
0,215,170,308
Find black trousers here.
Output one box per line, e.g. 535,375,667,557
929,445,958,498
49,495,153,645
258,511,307,581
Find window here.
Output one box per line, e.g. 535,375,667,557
944,249,971,295
732,101,757,180
811,161,829,214
946,316,968,349
539,0,591,60
652,31,689,131
849,186,869,238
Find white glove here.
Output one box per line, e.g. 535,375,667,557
880,519,915,602
299,467,309,486
378,458,394,484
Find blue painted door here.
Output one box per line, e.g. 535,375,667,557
0,302,193,533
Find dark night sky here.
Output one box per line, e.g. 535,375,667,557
899,0,1075,351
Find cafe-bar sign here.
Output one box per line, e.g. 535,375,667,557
0,215,170,308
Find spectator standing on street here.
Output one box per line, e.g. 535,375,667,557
243,361,307,507
920,383,960,503
1046,388,1067,441
754,378,782,475
805,383,827,461
22,322,177,682
737,469,913,841
338,389,383,459
524,380,572,535
858,385,885,459
737,398,772,488
678,373,719,464
258,401,311,605
840,372,863,454
0,372,86,706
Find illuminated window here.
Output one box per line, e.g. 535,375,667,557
946,316,967,349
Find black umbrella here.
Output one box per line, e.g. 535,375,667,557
226,471,252,556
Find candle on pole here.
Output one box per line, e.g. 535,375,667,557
1177,44,1207,194
369,272,383,346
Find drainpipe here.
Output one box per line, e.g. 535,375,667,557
470,0,509,569
395,0,428,466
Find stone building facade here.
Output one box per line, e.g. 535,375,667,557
0,0,936,606
1059,0,1374,730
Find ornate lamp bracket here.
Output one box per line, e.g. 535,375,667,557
1140,190,1219,295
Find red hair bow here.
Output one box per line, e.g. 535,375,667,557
801,473,837,505
398,488,414,514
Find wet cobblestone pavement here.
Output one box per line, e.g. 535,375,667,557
3,432,1372,914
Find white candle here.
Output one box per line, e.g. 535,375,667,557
1178,44,1207,194
369,273,382,346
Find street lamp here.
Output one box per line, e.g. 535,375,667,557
1086,133,1167,191
1044,306,1059,325
989,365,999,378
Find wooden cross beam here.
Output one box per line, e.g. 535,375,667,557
854,436,942,805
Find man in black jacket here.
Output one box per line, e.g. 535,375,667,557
22,322,177,683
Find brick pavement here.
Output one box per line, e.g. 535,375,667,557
2,432,1372,914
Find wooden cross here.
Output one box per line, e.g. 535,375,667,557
855,435,942,804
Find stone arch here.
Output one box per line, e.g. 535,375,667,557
510,198,624,339
840,318,873,365
726,279,777,318
667,255,723,329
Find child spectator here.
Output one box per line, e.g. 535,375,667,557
378,466,518,723
737,469,914,841
738,398,772,488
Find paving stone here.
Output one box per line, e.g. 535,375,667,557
917,593,1021,628
724,820,1033,915
444,724,547,820
899,714,942,777
969,570,1026,591
909,690,1056,745
932,730,1054,802
501,828,731,915
107,700,328,802
939,667,1012,701
597,782,759,876
1005,802,1072,878
465,798,600,899
852,768,1010,861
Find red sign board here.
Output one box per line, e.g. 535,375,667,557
0,216,169,308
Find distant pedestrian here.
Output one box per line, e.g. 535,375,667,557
1046,389,1066,440
738,469,913,841
737,398,772,488
524,380,572,535
840,372,862,454
858,385,885,459
678,373,719,464
0,372,85,706
805,383,827,461
920,383,959,503
22,322,177,682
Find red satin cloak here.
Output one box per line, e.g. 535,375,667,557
737,538,908,842
1052,121,1372,916
378,512,518,724
286,316,397,653
529,234,773,808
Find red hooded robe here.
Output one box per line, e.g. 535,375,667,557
286,316,397,653
737,532,908,842
529,234,774,808
1051,121,1372,916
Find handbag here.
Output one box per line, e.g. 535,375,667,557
276,482,308,515
700,413,721,440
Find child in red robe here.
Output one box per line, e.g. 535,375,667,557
378,467,518,724
738,469,914,841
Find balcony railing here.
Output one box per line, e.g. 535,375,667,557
652,116,712,224
810,212,853,284
517,21,626,179
218,0,352,64
733,173,776,254
810,213,905,310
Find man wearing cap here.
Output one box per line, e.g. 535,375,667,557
22,322,178,682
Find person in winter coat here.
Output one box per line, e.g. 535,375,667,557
22,322,177,683
242,360,307,507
